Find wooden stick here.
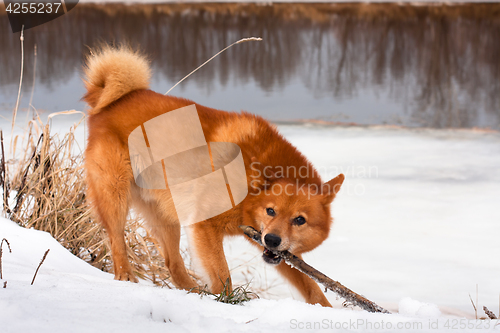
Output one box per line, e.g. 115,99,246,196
239,225,391,314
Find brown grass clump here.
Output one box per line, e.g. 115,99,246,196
191,279,259,305
1,117,194,287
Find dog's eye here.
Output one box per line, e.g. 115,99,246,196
266,208,276,217
293,216,306,225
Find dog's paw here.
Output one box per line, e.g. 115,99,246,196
114,271,138,283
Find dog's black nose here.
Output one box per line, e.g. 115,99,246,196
264,233,281,248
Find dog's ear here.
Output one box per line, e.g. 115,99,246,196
249,157,278,192
321,173,345,205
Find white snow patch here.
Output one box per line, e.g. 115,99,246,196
0,217,447,333
399,297,441,318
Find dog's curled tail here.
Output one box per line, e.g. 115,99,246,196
82,46,151,114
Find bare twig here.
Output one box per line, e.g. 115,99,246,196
239,225,391,314
165,37,262,95
0,238,12,280
469,294,477,319
469,285,479,319
11,25,25,152
0,131,10,214
27,44,37,123
3,281,6,288
477,284,479,319
483,306,498,320
31,249,50,285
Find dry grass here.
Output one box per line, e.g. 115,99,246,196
0,117,268,299
0,118,195,287
191,279,259,305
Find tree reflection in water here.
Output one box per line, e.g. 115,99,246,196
0,3,499,128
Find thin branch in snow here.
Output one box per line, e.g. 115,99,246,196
469,285,479,319
31,249,50,285
469,294,477,319
0,238,12,280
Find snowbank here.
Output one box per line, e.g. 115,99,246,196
0,217,485,333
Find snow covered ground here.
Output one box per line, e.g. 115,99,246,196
0,217,492,333
1,121,499,332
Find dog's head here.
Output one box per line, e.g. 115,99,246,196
243,166,344,265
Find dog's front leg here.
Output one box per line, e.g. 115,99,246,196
187,221,232,294
275,256,332,307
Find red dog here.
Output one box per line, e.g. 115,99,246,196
83,46,344,307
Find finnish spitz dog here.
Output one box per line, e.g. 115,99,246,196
83,46,344,307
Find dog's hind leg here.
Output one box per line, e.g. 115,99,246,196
86,140,137,282
132,195,198,290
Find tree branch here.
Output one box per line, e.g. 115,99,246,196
239,225,391,314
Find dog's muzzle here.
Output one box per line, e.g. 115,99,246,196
262,233,283,265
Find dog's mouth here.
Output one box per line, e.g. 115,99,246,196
262,248,283,265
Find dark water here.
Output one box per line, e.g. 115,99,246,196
1,3,500,129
